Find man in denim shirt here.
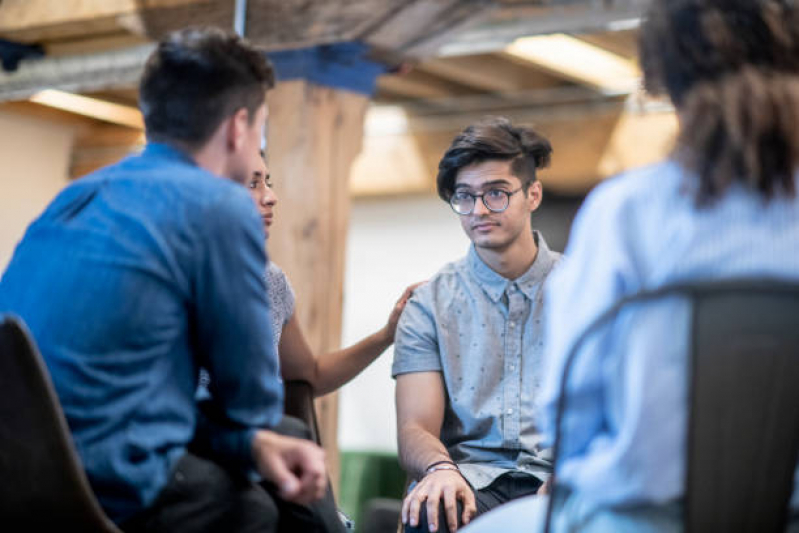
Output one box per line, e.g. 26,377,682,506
0,28,336,533
392,117,561,533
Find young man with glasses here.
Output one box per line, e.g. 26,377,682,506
392,117,560,533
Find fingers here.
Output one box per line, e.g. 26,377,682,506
537,477,552,496
407,488,425,528
460,487,477,526
285,442,327,505
261,446,301,500
442,486,459,533
425,486,443,532
399,281,425,305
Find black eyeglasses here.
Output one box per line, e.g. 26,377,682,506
449,187,523,215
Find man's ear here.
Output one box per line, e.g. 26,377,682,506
527,181,543,212
226,107,250,152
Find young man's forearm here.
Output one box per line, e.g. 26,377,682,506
398,423,454,480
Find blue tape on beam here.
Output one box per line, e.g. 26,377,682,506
266,42,387,97
0,39,44,72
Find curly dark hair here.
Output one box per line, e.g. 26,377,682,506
639,0,799,203
139,27,275,149
436,117,552,202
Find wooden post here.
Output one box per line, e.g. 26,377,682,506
266,79,369,493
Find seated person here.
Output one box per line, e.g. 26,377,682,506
462,0,799,531
392,117,560,533
245,152,418,395
0,28,337,533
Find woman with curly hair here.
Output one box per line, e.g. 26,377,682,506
463,0,799,531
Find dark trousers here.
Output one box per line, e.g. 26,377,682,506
404,471,543,533
121,417,344,533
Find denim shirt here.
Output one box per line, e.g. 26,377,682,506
393,232,561,488
0,143,283,523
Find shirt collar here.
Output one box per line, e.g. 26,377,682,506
142,142,198,167
467,230,556,303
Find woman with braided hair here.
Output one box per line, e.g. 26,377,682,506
462,0,799,531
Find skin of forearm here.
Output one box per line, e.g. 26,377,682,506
313,326,393,396
398,423,453,480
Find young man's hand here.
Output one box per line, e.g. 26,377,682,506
402,469,477,532
251,429,327,505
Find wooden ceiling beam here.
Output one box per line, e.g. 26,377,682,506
416,53,566,94
0,0,207,42
376,69,477,100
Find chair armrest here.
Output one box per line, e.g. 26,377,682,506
283,379,321,445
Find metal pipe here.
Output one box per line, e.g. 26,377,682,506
0,44,154,102
234,0,248,37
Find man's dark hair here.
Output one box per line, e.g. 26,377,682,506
436,117,552,202
639,0,799,204
139,27,275,149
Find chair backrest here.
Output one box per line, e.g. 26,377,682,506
0,316,121,532
545,280,799,533
686,283,799,532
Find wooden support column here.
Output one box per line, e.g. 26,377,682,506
266,79,369,492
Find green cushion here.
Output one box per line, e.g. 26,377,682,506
339,450,406,530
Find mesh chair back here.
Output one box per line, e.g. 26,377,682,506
545,281,799,533
0,316,121,532
686,285,799,533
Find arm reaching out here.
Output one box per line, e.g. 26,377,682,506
280,282,424,396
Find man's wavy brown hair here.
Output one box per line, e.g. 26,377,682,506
639,0,799,203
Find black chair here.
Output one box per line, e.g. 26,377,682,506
283,379,322,445
545,280,799,533
0,315,122,532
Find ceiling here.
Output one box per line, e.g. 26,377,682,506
0,0,658,189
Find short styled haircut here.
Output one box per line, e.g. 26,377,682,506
139,27,275,149
436,117,552,202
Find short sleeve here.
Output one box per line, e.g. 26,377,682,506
392,286,443,377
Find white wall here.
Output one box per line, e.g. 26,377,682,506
338,195,470,452
0,111,75,271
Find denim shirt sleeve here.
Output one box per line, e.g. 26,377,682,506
392,288,442,377
191,187,283,475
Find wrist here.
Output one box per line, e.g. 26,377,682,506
377,325,393,346
424,459,459,476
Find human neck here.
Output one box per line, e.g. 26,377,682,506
475,228,539,280
191,141,229,178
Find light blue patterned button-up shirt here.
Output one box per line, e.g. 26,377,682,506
393,232,561,489
540,160,799,514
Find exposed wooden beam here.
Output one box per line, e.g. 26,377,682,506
416,56,522,93
416,53,568,95
361,0,493,57
438,0,648,56
576,29,640,61
376,69,476,100
29,89,143,128
266,80,369,495
0,0,207,42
